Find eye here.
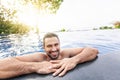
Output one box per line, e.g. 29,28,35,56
55,43,59,46
47,45,52,48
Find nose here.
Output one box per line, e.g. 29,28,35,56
51,46,57,51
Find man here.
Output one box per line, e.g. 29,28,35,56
0,32,98,79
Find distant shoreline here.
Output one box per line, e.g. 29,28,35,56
0,28,120,35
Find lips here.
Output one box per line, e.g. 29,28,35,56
50,51,58,57
51,51,58,55
51,50,58,53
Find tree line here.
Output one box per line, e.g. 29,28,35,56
0,0,63,34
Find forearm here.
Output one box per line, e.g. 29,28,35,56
72,47,98,64
0,57,36,79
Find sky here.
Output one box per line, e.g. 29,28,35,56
40,0,120,31
1,0,120,32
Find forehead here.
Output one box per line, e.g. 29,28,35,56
44,37,59,45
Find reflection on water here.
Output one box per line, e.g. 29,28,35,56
58,29,120,54
0,29,120,58
0,32,43,58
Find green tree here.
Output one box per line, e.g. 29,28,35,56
22,0,63,33
0,5,17,34
60,28,66,32
25,0,63,13
113,21,120,28
0,0,63,34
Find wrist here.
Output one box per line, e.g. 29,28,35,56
71,56,82,64
70,57,78,65
23,62,39,73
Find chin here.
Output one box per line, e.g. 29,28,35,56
50,56,59,60
51,57,58,60
48,51,60,60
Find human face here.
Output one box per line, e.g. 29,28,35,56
44,37,60,60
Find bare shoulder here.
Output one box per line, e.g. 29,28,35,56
62,47,98,54
62,47,83,51
32,52,48,61
61,47,84,57
61,47,98,57
15,52,47,62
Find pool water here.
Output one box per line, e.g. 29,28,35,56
0,29,120,59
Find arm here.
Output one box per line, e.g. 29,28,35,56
15,52,47,62
70,47,99,63
0,53,56,79
0,57,35,79
50,47,98,76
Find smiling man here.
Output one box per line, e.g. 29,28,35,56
0,32,98,79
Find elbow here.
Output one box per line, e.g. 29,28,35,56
91,47,99,59
92,48,99,55
86,47,99,59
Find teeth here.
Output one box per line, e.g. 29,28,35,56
52,51,57,53
52,52,55,53
51,51,58,55
52,51,57,52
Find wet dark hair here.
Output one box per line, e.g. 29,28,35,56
43,32,59,46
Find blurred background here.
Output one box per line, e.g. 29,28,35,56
0,0,120,58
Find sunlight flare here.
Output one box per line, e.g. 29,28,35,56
16,3,39,27
1,0,61,32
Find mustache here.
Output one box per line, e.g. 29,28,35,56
51,50,58,52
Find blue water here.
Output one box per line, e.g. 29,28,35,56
0,29,120,59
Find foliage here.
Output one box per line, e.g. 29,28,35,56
113,21,120,28
0,5,17,22
0,20,30,34
60,28,66,32
0,5,30,34
15,0,63,13
99,26,112,29
0,0,63,34
10,23,30,34
99,26,113,30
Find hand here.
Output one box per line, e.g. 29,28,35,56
35,61,57,74
50,58,77,77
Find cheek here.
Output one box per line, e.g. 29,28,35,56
45,48,50,52
44,46,49,50
45,47,51,52
57,46,60,50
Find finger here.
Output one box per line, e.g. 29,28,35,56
50,60,61,64
48,66,52,69
58,67,67,77
53,65,65,76
50,69,57,73
49,64,61,69
52,64,61,69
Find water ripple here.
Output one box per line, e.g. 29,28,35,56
1,29,120,58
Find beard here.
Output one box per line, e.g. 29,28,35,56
47,50,60,60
